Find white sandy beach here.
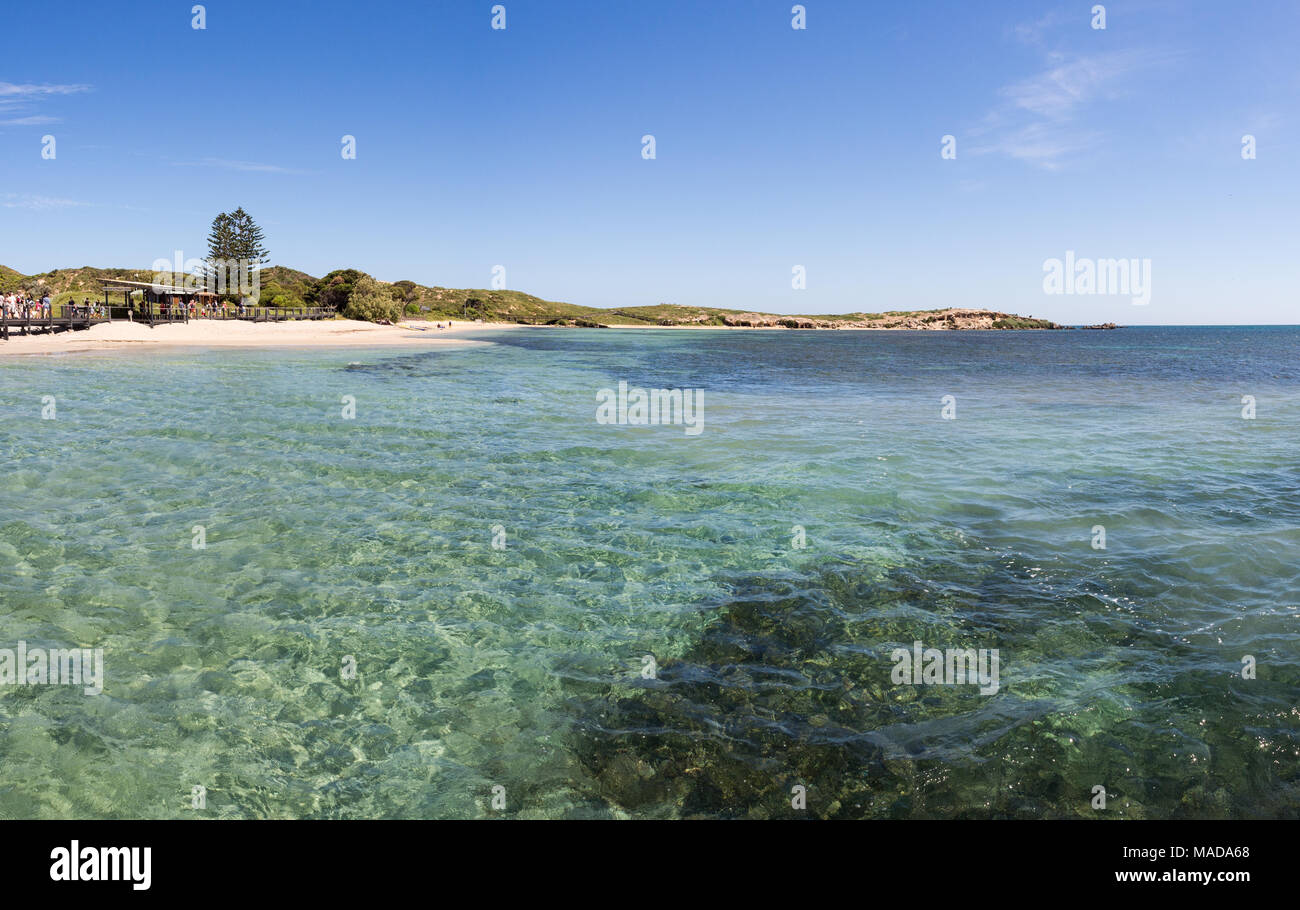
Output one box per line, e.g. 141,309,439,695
0,318,504,355
0,316,1027,356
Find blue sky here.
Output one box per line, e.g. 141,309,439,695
0,0,1296,323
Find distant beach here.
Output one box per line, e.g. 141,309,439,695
0,318,493,355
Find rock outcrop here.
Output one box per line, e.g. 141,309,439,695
721,308,1067,330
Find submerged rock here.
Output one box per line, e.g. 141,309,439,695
568,568,905,818
564,550,1267,819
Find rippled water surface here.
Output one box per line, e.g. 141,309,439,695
1,326,1297,818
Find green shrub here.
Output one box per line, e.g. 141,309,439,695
343,276,404,323
993,317,1055,330
313,269,366,310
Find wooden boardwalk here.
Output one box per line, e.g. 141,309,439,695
1,306,335,340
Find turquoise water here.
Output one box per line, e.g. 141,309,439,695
0,326,1297,818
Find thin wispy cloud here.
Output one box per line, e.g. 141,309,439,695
177,157,309,175
0,82,91,98
1,194,92,211
1008,9,1071,47
1000,51,1150,119
969,17,1179,169
0,81,91,126
0,115,59,126
990,122,1102,168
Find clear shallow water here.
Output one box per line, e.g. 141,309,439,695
0,326,1296,818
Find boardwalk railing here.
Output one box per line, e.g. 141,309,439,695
1,304,336,340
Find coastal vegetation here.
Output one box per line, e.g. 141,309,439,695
206,208,271,272
341,275,405,323
0,263,1078,329
991,316,1058,330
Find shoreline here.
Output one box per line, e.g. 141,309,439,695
0,316,1120,356
553,323,1117,331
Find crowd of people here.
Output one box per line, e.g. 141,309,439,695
2,292,320,324
152,298,239,319
0,292,229,321
67,298,109,318
1,293,114,320
1,292,53,320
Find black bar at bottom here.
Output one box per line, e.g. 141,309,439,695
1,819,1277,896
